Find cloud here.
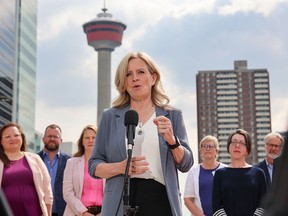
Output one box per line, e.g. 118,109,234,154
35,100,97,142
218,0,288,16
36,0,288,156
270,97,288,132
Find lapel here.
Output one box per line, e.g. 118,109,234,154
38,150,45,160
77,156,85,194
55,152,64,182
263,160,272,186
0,161,4,184
156,107,169,173
115,106,171,167
116,107,130,160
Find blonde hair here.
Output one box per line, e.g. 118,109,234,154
112,51,170,108
199,135,220,151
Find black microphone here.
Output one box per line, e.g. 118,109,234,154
124,110,139,149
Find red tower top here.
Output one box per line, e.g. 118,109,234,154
83,8,126,51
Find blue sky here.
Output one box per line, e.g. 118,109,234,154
36,0,288,154
36,1,288,213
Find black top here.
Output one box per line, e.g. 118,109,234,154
213,167,267,216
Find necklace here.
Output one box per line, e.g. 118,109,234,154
133,105,155,135
138,122,143,135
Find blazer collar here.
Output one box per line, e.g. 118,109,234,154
114,105,169,160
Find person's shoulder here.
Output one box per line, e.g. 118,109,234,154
219,162,228,169
103,106,119,113
24,151,36,156
24,152,43,161
159,106,182,118
60,151,72,159
274,156,281,163
251,166,265,173
250,166,267,179
37,150,44,155
215,166,229,174
104,106,127,114
102,106,128,120
66,156,82,166
189,164,201,172
68,156,83,162
253,159,265,167
162,105,181,112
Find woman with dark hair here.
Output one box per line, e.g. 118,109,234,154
212,129,267,216
0,122,53,216
63,125,104,216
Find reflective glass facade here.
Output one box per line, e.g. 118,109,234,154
0,0,15,125
0,0,38,151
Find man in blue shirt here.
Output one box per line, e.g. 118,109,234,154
38,124,71,216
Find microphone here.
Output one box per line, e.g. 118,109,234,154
124,110,139,149
123,110,140,215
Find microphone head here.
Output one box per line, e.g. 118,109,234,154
124,110,139,126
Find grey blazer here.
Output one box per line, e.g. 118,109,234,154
89,105,193,216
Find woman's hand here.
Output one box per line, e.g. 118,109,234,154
153,116,185,164
153,116,175,144
129,156,149,175
82,211,94,216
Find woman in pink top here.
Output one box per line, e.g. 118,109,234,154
63,125,104,216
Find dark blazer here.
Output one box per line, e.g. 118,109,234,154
272,156,281,184
254,159,271,188
38,150,71,216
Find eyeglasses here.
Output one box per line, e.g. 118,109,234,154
45,135,61,139
266,143,282,149
2,133,22,140
201,144,215,149
230,140,246,147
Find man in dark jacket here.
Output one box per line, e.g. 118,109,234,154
264,131,288,216
254,132,284,189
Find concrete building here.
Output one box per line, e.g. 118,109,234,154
83,7,126,124
60,141,77,156
0,0,38,151
196,60,271,164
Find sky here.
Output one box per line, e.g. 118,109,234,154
36,1,288,212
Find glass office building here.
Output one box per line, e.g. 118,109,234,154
0,0,38,150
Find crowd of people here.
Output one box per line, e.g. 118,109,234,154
0,51,286,216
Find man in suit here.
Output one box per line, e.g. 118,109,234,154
254,132,284,188
38,124,71,216
264,131,288,216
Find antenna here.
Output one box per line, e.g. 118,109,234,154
102,0,107,13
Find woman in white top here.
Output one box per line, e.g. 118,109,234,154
184,135,226,216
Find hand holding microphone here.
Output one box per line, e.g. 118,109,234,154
124,110,149,175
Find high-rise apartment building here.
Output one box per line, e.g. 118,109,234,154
196,60,271,164
0,0,38,150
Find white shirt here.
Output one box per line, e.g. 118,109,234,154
131,112,165,185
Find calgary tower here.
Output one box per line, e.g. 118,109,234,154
83,6,126,123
